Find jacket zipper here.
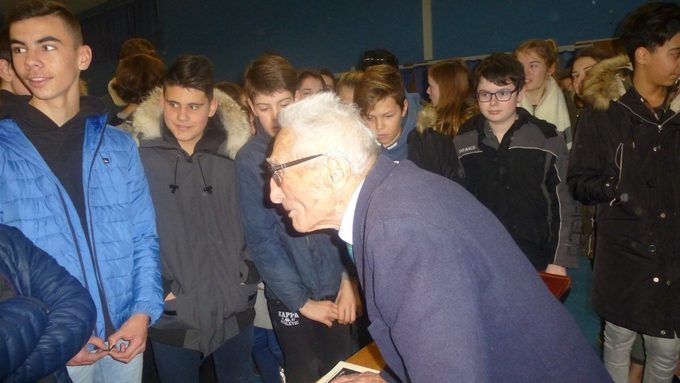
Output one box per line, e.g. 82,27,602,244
84,119,117,337
56,189,90,291
615,100,678,132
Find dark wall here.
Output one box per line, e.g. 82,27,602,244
159,0,422,81
432,0,642,58
83,0,646,97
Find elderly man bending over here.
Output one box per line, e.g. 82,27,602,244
265,92,611,383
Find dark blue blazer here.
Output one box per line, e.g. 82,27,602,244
352,155,611,382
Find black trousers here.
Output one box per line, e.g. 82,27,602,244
267,298,353,383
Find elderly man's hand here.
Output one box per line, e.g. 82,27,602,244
66,336,109,366
331,372,387,383
299,299,338,327
336,278,359,325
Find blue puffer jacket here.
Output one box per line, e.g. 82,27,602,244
0,112,163,339
0,224,96,382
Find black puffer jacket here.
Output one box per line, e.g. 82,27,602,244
0,224,96,383
568,55,680,337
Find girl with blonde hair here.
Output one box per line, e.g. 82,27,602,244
515,39,573,147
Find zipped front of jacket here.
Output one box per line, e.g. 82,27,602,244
0,119,109,337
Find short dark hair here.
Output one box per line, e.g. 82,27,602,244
319,68,336,89
357,48,399,71
164,55,214,100
119,37,157,60
473,53,525,91
0,28,10,62
619,2,680,66
6,0,83,45
297,69,327,91
243,53,297,100
572,46,610,65
112,53,165,105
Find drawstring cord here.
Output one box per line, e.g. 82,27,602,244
197,156,213,195
168,153,213,195
169,154,180,193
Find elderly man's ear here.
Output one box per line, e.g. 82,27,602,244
325,156,352,190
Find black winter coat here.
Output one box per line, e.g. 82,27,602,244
454,109,579,270
0,224,96,382
407,128,463,184
568,86,680,338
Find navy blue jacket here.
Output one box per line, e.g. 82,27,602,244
235,124,348,311
0,224,95,382
352,156,610,382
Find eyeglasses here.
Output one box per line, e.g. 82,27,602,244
476,88,518,103
266,153,326,186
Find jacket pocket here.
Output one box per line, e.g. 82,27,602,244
153,293,197,330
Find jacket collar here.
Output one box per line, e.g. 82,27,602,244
133,87,252,159
616,85,680,126
469,107,530,134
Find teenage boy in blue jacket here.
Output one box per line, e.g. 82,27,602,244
0,1,162,381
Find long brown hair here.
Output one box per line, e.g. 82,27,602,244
428,59,475,136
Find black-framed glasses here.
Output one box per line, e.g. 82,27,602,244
266,153,326,186
476,88,517,103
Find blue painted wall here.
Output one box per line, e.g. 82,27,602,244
83,0,647,97
431,0,643,58
159,0,422,81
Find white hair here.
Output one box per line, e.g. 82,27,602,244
277,92,380,175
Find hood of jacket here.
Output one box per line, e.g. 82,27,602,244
416,104,438,134
581,55,631,111
583,54,680,113
132,87,251,159
108,78,126,107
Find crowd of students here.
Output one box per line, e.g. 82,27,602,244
0,0,679,382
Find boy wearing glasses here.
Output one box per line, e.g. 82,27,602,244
454,53,578,276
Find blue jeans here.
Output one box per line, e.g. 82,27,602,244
153,326,255,383
603,321,680,383
252,327,283,383
67,354,143,383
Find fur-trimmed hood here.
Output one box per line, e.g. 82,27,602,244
581,55,632,111
131,87,251,159
416,105,438,134
108,78,126,107
582,54,680,113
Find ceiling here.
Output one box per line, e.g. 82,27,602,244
0,0,107,17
